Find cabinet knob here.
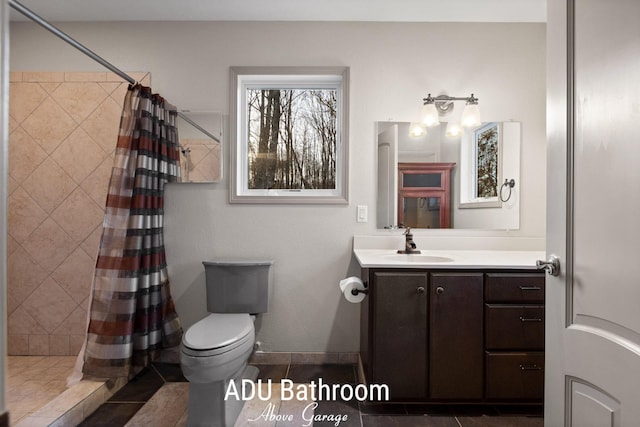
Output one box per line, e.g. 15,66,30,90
435,286,444,295
416,286,425,294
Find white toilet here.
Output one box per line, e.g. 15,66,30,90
180,260,273,427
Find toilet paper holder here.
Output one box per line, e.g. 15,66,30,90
350,281,368,296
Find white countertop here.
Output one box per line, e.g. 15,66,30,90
354,249,546,269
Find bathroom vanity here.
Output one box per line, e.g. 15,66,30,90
354,248,545,404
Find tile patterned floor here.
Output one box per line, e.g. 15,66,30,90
79,363,544,427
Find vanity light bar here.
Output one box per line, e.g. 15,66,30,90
423,93,479,113
423,93,478,105
420,93,481,128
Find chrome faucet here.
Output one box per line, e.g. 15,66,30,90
398,227,421,254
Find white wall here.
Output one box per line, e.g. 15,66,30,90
9,21,546,352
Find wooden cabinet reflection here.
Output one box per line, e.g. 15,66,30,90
397,162,455,228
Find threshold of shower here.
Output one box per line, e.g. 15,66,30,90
7,356,127,426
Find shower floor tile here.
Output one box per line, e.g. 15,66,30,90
6,356,77,426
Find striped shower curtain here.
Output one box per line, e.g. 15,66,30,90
81,84,183,379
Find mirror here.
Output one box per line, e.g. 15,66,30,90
177,111,223,183
376,121,520,230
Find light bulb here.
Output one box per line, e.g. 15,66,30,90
445,122,463,137
461,104,481,127
421,104,439,127
409,122,426,137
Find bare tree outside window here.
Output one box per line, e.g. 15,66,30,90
247,88,337,190
230,67,349,204
475,123,499,199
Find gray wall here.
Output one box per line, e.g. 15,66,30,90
9,21,546,352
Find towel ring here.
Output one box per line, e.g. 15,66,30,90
500,179,516,202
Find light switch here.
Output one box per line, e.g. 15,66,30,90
357,205,368,223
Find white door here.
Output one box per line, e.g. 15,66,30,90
546,0,640,425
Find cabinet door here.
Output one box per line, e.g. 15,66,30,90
373,271,428,400
429,273,483,399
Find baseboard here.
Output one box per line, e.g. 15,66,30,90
249,351,359,365
0,411,9,427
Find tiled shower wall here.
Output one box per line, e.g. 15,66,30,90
7,71,150,356
180,137,222,183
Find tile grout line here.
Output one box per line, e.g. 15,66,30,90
150,362,166,383
353,363,364,427
283,363,291,382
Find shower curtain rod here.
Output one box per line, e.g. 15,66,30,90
8,0,221,143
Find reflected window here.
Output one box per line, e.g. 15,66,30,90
475,122,499,198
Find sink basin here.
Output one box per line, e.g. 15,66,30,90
382,254,454,263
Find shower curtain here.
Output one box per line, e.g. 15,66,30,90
80,84,183,379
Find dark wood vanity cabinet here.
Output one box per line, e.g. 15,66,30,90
360,268,545,404
484,273,545,400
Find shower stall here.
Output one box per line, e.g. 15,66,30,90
4,1,224,423
7,71,147,358
6,70,149,424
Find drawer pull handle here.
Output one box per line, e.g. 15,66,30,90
519,316,543,322
520,364,542,371
435,286,444,295
417,286,426,294
519,286,541,291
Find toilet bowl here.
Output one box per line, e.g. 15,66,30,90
180,260,272,427
181,313,255,384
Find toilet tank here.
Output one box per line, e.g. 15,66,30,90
202,260,273,313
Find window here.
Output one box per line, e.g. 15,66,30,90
230,66,349,204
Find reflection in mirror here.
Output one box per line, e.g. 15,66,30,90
403,197,441,228
177,111,223,182
397,162,454,228
376,121,520,230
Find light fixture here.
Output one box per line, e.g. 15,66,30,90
421,93,481,133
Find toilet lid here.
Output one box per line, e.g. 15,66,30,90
183,313,253,351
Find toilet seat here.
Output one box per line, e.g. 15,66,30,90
182,313,253,357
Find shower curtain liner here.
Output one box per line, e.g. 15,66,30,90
80,84,183,379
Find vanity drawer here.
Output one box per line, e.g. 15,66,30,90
485,273,545,303
485,305,544,350
486,352,544,400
